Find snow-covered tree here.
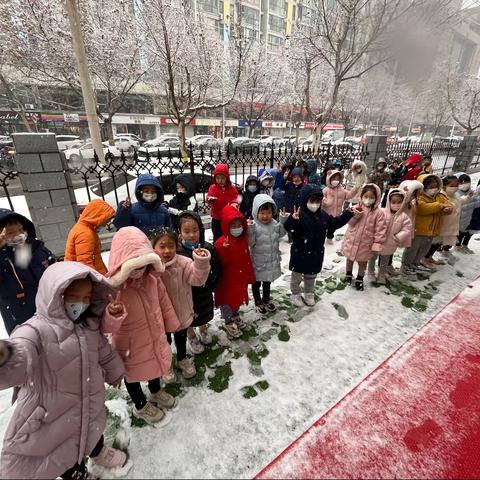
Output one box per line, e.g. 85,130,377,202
447,72,480,135
0,0,149,142
136,0,248,155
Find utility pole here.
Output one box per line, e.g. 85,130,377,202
64,0,104,160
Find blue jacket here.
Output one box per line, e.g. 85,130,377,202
306,159,323,187
282,168,306,212
0,209,55,334
284,185,353,275
114,173,171,236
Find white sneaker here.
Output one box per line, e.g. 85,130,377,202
304,293,315,306
149,389,176,409
188,336,205,354
133,401,165,425
198,327,212,345
291,294,305,307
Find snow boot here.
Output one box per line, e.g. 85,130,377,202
198,327,212,345
342,273,353,285
224,322,241,339
177,357,196,379
304,293,315,306
187,336,205,355
264,301,277,312
149,389,176,410
355,277,364,291
291,294,305,307
133,401,166,425
255,303,268,315
91,445,127,469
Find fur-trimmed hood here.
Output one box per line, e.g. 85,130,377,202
107,226,164,287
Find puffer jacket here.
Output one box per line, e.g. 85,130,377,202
168,173,198,230
368,160,390,193
322,170,358,217
113,173,171,235
440,189,466,238
455,173,480,232
344,160,367,201
399,180,423,241
248,194,287,283
214,205,255,310
403,153,423,181
341,184,388,262
306,159,322,186
285,185,354,275
240,175,260,219
0,262,124,479
155,246,211,331
282,167,305,212
206,164,239,220
103,227,180,383
177,212,222,327
379,189,413,255
64,199,114,275
0,209,55,335
414,174,452,237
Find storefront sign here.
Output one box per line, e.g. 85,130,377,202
0,111,39,124
263,121,287,128
239,119,263,128
63,113,80,123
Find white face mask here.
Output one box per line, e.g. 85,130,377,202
331,180,340,187
65,302,90,322
307,202,321,212
230,226,243,237
14,244,32,269
7,232,27,247
390,203,401,212
142,192,157,203
459,183,471,192
362,197,375,207
446,186,458,195
426,188,439,197
130,267,146,279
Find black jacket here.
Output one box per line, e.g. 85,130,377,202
240,175,260,219
169,173,198,230
0,209,55,334
176,211,222,326
284,185,353,275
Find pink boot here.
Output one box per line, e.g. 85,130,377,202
91,445,127,469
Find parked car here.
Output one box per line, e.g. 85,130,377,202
104,136,139,151
56,135,83,151
115,132,144,144
0,136,13,148
64,142,123,165
228,137,260,152
143,134,179,149
138,137,181,158
259,136,285,149
188,135,218,149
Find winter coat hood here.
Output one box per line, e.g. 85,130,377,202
386,188,408,211
299,184,324,210
36,261,115,327
326,169,344,188
213,163,232,186
252,194,277,220
360,183,382,208
290,167,304,180
221,205,247,237
406,153,422,166
174,173,196,197
135,174,164,204
0,208,36,238
107,226,164,287
418,173,443,191
258,171,274,188
177,211,206,244
351,160,367,174
399,180,424,203
244,175,260,190
79,199,115,229
306,159,318,175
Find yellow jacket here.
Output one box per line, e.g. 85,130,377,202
415,174,453,236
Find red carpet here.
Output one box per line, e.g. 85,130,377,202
257,279,480,479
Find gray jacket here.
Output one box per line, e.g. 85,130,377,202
248,194,287,282
458,189,480,232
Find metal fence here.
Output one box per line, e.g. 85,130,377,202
1,139,480,214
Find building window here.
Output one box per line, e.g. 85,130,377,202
268,34,284,52
241,5,260,29
198,0,219,14
269,14,285,34
269,0,285,15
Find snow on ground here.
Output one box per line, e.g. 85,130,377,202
0,173,480,479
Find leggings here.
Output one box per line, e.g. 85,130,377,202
211,218,222,243
166,329,188,362
252,281,271,304
457,231,472,246
346,259,367,277
125,378,161,410
326,225,335,240
60,436,104,479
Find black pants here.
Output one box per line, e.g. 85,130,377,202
61,436,104,479
166,329,188,362
425,242,441,259
252,281,271,305
125,378,161,410
326,226,335,240
457,231,472,246
211,218,222,243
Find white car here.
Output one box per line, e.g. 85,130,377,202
56,135,83,151
143,135,179,149
259,136,285,149
188,135,216,148
103,136,138,151
115,133,143,144
64,142,122,165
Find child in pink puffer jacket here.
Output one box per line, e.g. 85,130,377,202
103,226,180,426
321,169,359,244
151,228,211,381
367,189,412,284
341,184,387,291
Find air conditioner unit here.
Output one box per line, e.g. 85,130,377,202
25,104,35,110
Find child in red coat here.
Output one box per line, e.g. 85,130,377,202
214,205,255,339
207,164,238,242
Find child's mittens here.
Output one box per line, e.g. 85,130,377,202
0,340,11,366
